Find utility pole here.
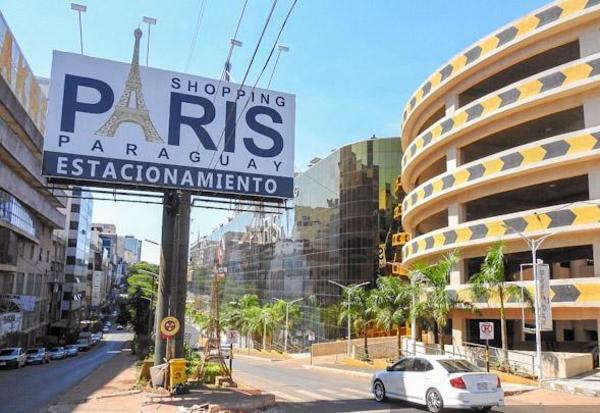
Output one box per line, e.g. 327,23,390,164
153,191,191,364
328,280,370,356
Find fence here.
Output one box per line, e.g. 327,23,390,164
401,338,536,378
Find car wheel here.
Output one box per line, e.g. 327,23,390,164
426,388,444,413
373,380,387,402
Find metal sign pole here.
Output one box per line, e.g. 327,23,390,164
485,339,490,372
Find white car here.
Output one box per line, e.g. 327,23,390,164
372,355,503,413
0,347,27,369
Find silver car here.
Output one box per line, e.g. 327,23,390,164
48,346,67,360
26,348,50,364
64,344,79,357
0,347,27,369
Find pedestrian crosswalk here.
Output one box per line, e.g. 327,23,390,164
271,386,373,403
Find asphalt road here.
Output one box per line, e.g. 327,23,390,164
231,356,600,413
0,330,132,413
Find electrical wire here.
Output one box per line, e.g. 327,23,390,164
185,0,209,72
204,0,280,170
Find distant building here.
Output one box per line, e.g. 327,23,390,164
0,12,67,347
189,137,403,344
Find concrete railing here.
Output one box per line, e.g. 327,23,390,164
311,336,398,357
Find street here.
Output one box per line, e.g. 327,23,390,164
0,331,132,413
232,356,600,413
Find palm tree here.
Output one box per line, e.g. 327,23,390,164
338,287,374,360
412,251,472,354
469,242,533,365
370,276,413,357
222,294,260,348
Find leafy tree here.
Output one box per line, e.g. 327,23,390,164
370,276,413,357
412,251,472,354
338,286,374,360
469,242,533,365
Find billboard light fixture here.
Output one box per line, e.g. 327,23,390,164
143,16,157,25
231,39,243,47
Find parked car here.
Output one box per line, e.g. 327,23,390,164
0,347,27,369
25,348,50,365
116,325,124,330
64,345,79,357
48,346,67,360
105,321,112,328
76,338,91,351
102,326,110,333
372,355,503,413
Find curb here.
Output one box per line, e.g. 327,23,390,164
542,381,600,398
234,353,284,363
302,364,374,378
504,388,535,396
208,394,276,413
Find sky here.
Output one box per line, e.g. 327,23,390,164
2,0,550,263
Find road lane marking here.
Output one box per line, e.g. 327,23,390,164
272,390,304,403
341,387,373,398
295,389,329,400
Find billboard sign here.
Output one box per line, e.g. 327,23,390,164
536,264,552,331
42,43,295,199
0,294,36,311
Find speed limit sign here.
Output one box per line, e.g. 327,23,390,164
160,316,180,338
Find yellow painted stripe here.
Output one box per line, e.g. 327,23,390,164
429,72,443,88
480,95,502,115
523,213,552,232
514,14,540,36
450,54,467,73
453,169,470,185
482,158,504,176
520,146,547,164
486,221,508,238
431,178,444,194
517,79,543,99
562,62,593,86
565,134,597,154
417,238,427,252
433,232,446,248
558,0,588,18
576,283,600,302
571,204,600,225
455,227,472,243
479,35,499,54
452,111,469,129
430,124,443,139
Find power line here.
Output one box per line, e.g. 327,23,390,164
204,0,280,170
184,0,209,72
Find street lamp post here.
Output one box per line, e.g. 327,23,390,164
224,38,243,82
138,269,159,338
501,222,558,384
273,298,303,352
327,280,370,356
70,3,86,55
142,16,157,67
267,44,289,89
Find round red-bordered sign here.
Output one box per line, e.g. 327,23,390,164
160,316,180,338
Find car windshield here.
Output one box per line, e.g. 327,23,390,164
66,345,75,349
438,359,482,373
51,347,61,352
26,349,39,354
0,349,16,356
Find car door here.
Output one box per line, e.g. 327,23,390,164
404,358,434,403
384,357,413,399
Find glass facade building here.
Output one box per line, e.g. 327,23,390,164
190,137,402,344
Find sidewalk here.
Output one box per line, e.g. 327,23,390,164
542,369,600,397
49,347,142,413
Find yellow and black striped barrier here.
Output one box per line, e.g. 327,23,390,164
403,201,600,261
450,279,600,306
402,0,600,127
402,55,600,174
403,128,600,213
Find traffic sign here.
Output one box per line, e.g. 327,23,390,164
479,322,494,340
160,316,180,338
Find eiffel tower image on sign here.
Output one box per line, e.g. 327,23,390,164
95,28,163,142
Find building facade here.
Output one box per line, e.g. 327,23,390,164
190,137,402,344
399,1,600,361
0,11,67,347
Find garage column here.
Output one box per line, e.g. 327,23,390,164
579,26,600,56
452,312,466,347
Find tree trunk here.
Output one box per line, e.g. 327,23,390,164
363,326,370,360
397,326,402,357
499,288,508,368
262,321,267,350
438,323,445,355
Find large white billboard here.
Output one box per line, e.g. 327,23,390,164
43,47,295,199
